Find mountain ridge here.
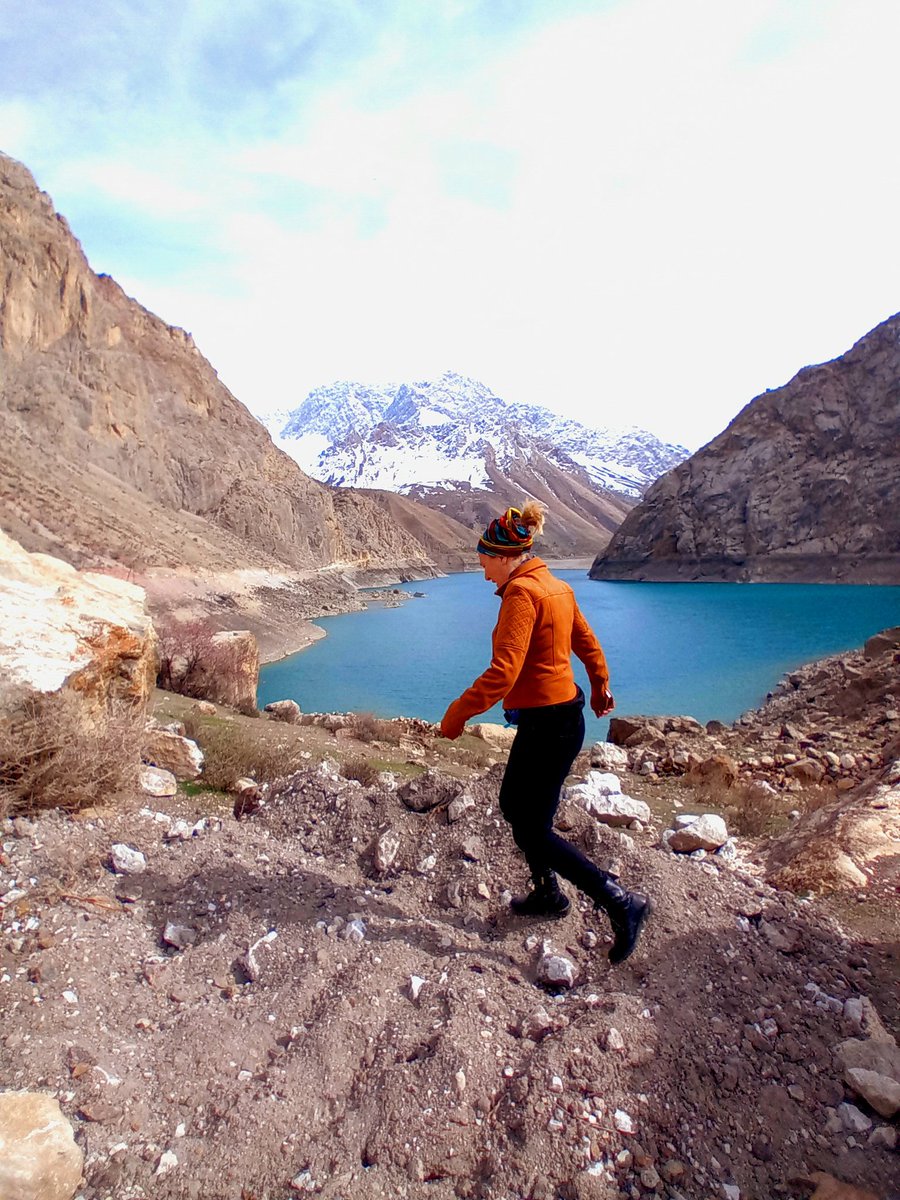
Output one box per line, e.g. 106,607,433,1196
590,312,900,583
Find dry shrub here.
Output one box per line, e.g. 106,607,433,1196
156,618,239,704
795,783,840,817
192,722,305,790
0,692,142,818
341,757,379,786
725,783,785,837
353,712,402,745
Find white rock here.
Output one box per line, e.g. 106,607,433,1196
454,1069,467,1095
162,922,197,950
409,975,426,1002
374,829,400,872
341,918,366,944
155,1150,178,1177
139,765,177,797
290,1169,318,1192
109,843,147,874
613,1109,634,1134
668,813,729,852
143,729,204,781
605,1028,625,1052
0,1091,83,1200
538,953,577,989
550,1075,564,1093
589,742,629,772
469,722,516,749
844,1068,900,1118
723,1186,740,1200
448,791,476,823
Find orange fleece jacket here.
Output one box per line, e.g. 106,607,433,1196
443,558,610,734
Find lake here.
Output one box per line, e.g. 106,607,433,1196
259,574,900,743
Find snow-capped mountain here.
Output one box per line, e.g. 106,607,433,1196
267,372,687,499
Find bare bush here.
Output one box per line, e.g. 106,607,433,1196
156,618,232,700
353,712,402,745
191,723,306,790
726,784,785,837
0,692,142,818
341,757,379,786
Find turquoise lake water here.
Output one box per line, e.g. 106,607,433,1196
259,575,900,743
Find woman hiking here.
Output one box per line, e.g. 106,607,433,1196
440,501,651,964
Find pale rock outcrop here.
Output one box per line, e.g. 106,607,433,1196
0,529,157,718
264,698,301,723
591,313,900,583
565,771,651,827
765,768,900,893
140,765,178,797
589,741,629,772
468,723,516,750
0,1090,83,1200
143,728,204,781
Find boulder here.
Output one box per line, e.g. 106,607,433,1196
588,741,629,772
843,1068,900,1118
0,530,157,719
199,630,259,714
139,765,177,797
143,728,204,780
264,699,301,724
607,716,663,748
785,758,826,783
584,792,652,828
0,1090,83,1200
688,754,739,788
668,813,729,852
468,723,516,750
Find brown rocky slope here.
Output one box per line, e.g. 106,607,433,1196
590,314,900,582
0,152,474,627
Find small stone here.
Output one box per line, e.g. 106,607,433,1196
448,791,476,823
581,930,599,950
605,1028,625,1052
538,952,577,989
844,1068,900,1118
868,1125,897,1150
639,1166,660,1189
162,922,197,950
454,1069,467,1096
668,813,729,852
290,1169,318,1192
110,843,147,874
341,918,367,944
837,1102,872,1133
408,975,426,1002
550,1075,564,1093
139,765,177,797
374,829,400,873
613,1109,634,1134
155,1150,178,1177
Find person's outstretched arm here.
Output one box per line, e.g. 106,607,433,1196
440,591,535,738
572,603,614,717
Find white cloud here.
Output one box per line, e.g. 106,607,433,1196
7,0,898,447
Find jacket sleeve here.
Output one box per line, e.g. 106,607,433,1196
447,588,536,723
571,602,610,693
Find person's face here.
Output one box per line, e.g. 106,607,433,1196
479,552,520,585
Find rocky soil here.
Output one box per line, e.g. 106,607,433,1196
2,637,899,1200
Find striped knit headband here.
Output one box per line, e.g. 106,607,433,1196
477,507,534,557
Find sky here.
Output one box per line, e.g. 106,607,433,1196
1,0,898,450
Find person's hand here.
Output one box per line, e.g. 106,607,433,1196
591,687,614,717
440,701,466,740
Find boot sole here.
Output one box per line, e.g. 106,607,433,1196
608,896,652,965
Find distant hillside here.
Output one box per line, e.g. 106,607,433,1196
266,373,688,558
590,314,900,583
0,152,444,587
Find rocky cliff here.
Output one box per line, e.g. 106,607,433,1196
590,314,900,582
0,153,444,596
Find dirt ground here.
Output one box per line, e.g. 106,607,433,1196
1,694,898,1200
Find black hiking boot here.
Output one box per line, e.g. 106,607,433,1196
509,873,570,919
591,876,652,964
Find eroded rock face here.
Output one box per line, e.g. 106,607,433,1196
591,313,900,583
0,529,157,718
0,153,439,580
0,1090,83,1200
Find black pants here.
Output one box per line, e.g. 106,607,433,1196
498,691,612,898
